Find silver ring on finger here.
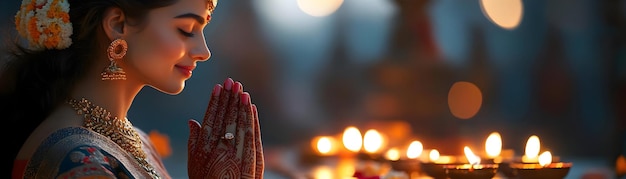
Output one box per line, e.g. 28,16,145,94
221,132,234,140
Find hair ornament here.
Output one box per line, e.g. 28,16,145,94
208,0,218,15
15,0,73,50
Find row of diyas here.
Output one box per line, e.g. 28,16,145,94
309,127,572,179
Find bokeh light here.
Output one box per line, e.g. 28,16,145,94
313,136,338,155
148,130,172,158
448,81,483,120
525,135,541,159
343,126,363,152
538,151,552,167
429,149,440,162
363,129,384,153
406,141,423,159
485,132,502,158
616,155,626,176
317,137,332,154
297,0,344,17
312,166,333,179
385,148,401,161
479,0,524,30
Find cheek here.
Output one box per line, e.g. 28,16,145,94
128,27,185,73
131,27,186,66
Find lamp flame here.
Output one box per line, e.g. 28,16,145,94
342,126,362,152
317,137,332,154
312,166,333,179
429,149,440,162
385,148,400,161
406,141,423,159
538,151,552,167
524,135,540,159
485,132,502,158
363,129,383,153
464,146,481,165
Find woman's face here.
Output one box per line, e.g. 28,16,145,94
122,0,213,94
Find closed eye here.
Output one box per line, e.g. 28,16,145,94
178,28,195,37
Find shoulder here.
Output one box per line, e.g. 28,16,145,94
24,127,145,178
16,104,83,160
47,144,130,178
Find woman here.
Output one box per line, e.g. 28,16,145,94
1,0,264,178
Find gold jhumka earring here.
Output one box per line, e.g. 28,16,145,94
101,38,127,80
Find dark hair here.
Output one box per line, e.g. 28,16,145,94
0,0,177,176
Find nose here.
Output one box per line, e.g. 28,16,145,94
190,34,211,62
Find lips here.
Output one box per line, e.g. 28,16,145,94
175,65,195,77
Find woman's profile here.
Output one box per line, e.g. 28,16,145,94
1,0,264,178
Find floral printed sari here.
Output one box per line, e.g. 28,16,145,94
13,127,170,179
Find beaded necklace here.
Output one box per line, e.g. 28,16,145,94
67,98,160,179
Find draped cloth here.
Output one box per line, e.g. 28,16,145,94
14,127,171,179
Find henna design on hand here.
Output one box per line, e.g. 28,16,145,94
188,78,264,179
252,104,264,178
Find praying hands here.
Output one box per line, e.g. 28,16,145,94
188,78,264,178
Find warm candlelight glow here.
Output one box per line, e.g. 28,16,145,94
343,126,363,152
510,150,572,179
523,135,540,163
429,149,440,161
363,129,383,153
385,147,401,161
406,141,423,159
311,136,339,156
617,155,626,176
338,158,357,178
317,137,332,154
538,151,552,167
428,149,456,164
479,0,524,30
464,146,481,165
312,166,333,179
448,81,483,120
485,132,502,158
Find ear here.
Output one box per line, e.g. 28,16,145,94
102,7,127,41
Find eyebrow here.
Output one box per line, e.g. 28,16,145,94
174,13,207,25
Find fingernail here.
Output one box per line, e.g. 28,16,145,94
213,84,222,96
188,119,200,129
236,82,244,94
233,82,241,94
240,92,250,105
224,78,233,90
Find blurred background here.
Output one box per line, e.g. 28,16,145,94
2,0,626,178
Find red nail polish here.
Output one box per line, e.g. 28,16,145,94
240,92,250,105
213,84,221,96
233,82,241,94
224,78,233,90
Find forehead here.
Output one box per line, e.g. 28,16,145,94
163,0,212,17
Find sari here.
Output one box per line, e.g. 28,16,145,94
13,127,171,179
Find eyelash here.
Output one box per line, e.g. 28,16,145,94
178,28,195,37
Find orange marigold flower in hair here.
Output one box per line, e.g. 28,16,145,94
15,0,72,50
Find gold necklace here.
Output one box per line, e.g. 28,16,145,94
67,98,160,179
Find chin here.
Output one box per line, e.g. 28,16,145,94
152,83,185,95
